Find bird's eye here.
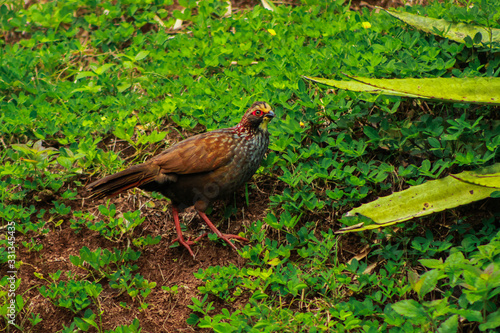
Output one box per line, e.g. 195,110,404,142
254,110,262,116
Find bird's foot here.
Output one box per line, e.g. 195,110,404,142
215,233,249,251
171,237,195,257
171,232,208,246
170,232,208,257
196,210,249,252
171,232,248,253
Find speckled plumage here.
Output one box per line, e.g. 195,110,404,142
87,102,274,256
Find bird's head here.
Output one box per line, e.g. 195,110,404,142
239,102,275,132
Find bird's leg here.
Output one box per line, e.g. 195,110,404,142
170,206,196,257
197,210,249,251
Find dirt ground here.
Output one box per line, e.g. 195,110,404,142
9,164,291,331
2,0,429,332
10,173,371,332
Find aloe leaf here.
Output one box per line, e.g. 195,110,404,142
303,76,420,97
305,76,500,105
381,8,500,46
261,0,277,11
337,163,500,233
451,163,500,188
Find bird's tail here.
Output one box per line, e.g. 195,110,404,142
87,163,160,199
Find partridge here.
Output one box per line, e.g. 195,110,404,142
87,102,274,256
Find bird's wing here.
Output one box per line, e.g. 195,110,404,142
152,130,236,175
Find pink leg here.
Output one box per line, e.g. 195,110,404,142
197,211,249,251
170,206,196,257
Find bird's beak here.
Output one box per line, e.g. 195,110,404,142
260,110,274,130
264,110,275,119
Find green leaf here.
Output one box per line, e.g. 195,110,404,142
392,300,427,318
306,76,500,105
419,259,444,269
454,309,483,322
438,315,458,333
251,290,268,300
363,127,380,141
75,71,97,80
304,76,420,98
416,269,440,298
117,83,132,93
479,310,500,330
81,317,99,329
186,313,200,325
15,295,25,311
428,137,441,149
135,51,150,61
381,8,500,46
57,156,73,169
339,163,500,232
93,63,114,75
69,255,81,267
452,163,500,188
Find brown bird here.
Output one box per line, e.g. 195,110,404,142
87,102,274,256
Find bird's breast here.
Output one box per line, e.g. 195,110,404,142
164,129,270,206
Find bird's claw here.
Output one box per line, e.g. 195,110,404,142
216,233,249,251
170,232,209,257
